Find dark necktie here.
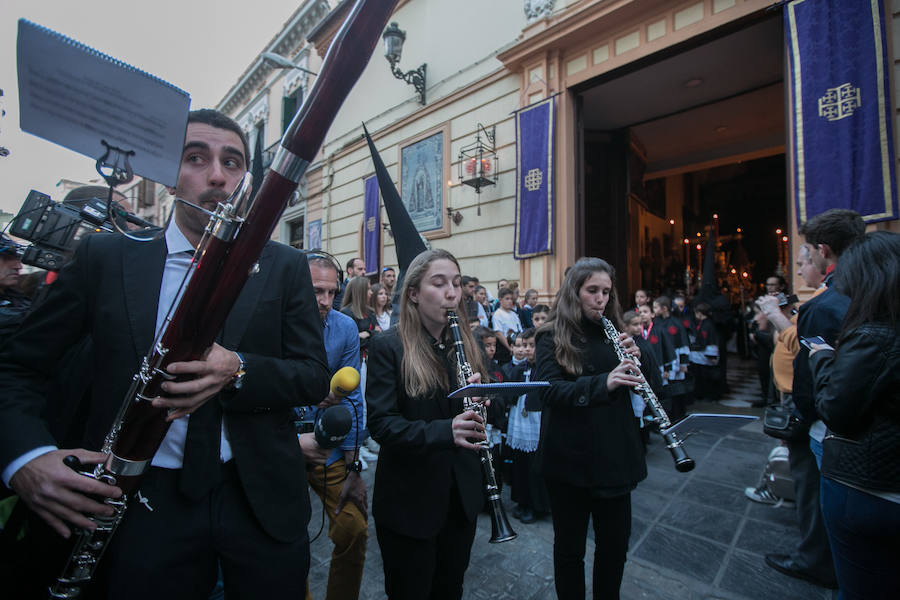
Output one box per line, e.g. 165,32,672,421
179,397,223,500
177,248,222,500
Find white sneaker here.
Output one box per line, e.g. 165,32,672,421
744,485,781,505
359,447,378,463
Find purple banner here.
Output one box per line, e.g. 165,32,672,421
515,97,555,258
363,175,380,275
787,0,898,224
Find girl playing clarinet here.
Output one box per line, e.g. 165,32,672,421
366,249,488,600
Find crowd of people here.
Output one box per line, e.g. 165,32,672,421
0,108,897,600
738,209,900,598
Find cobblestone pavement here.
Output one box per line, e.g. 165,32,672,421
307,355,837,599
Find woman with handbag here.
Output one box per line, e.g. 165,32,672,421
809,231,900,599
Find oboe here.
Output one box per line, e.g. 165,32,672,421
446,311,517,543
601,316,695,473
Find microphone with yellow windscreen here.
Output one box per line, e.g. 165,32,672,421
316,366,361,449
330,366,361,398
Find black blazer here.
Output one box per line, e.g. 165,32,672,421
366,328,482,539
792,275,849,422
0,233,329,542
811,322,900,492
533,320,647,493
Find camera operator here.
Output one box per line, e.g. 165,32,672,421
61,185,129,215
9,184,144,275
0,235,31,341
748,298,776,405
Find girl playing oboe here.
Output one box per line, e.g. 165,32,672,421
533,257,647,599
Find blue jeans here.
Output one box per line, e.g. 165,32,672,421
820,477,900,599
809,436,823,470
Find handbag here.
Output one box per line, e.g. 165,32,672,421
763,402,809,441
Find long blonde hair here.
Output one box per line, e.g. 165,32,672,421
340,276,370,320
398,249,486,397
544,257,623,376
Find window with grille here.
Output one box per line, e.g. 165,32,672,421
288,216,305,249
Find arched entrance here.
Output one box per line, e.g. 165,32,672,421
576,12,787,301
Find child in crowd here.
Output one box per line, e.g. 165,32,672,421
672,294,693,334
490,279,508,312
634,289,650,312
501,332,527,381
653,296,690,421
638,304,675,385
689,302,720,401
508,282,521,307
519,289,538,328
474,285,491,327
371,282,392,332
531,304,550,328
493,287,523,364
475,326,504,384
475,326,507,496
623,311,664,446
504,328,549,523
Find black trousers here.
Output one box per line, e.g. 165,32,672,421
510,448,550,513
545,478,631,600
375,486,477,600
689,364,721,401
99,463,309,600
785,437,835,581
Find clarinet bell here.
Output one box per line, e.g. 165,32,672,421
488,497,518,543
670,443,696,472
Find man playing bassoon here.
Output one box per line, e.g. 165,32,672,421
0,109,329,599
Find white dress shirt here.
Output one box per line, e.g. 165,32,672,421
151,222,233,468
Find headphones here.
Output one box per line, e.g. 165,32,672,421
303,249,344,286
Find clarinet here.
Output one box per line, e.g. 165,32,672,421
48,2,400,597
446,311,517,543
600,316,695,473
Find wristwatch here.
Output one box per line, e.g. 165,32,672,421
229,352,246,390
346,459,363,473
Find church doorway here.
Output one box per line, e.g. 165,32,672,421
576,10,787,302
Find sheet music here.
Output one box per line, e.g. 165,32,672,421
16,19,190,187
448,381,550,399
664,413,759,439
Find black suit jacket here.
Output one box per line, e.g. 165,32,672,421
365,328,482,539
0,232,329,542
793,275,849,423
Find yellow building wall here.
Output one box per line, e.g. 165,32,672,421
307,72,524,293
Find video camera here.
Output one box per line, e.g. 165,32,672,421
775,292,799,307
7,189,155,271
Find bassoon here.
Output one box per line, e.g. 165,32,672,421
48,1,399,597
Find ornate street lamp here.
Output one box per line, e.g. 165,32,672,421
382,22,426,105
457,124,497,215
